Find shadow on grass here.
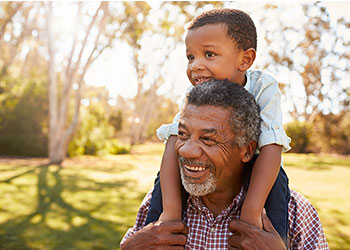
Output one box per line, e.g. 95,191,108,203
0,163,143,250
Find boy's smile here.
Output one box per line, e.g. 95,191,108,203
185,23,247,86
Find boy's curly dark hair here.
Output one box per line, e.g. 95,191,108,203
188,8,257,51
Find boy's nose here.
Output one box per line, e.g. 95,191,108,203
190,59,205,71
178,139,203,160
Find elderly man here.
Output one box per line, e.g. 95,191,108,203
120,80,328,250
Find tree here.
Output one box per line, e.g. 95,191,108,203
0,2,43,77
45,2,117,164
124,1,224,145
259,2,350,123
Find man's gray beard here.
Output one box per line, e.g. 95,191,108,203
179,165,216,197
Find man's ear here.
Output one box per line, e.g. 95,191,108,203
238,48,256,72
240,141,257,163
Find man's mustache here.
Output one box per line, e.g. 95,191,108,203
178,156,214,169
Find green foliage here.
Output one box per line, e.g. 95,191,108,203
285,112,350,155
284,121,312,153
109,110,123,132
120,2,151,49
68,102,130,156
0,77,48,156
68,104,113,156
106,139,130,155
146,96,178,140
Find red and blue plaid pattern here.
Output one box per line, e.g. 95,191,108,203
121,188,329,249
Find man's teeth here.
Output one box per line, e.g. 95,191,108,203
185,165,206,171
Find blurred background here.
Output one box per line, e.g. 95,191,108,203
0,1,349,250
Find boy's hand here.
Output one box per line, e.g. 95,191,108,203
121,220,188,250
228,209,286,250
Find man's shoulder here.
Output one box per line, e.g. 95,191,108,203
289,189,318,216
288,189,329,249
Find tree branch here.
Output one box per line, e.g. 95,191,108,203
57,2,105,135
63,2,109,143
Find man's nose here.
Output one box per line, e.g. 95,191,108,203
178,139,203,159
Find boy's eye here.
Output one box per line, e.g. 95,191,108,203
205,51,215,58
187,55,194,61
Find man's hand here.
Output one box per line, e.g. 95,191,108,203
228,209,286,250
121,221,188,250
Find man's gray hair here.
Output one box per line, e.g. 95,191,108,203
186,79,261,147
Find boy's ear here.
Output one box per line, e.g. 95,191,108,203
240,141,257,163
239,48,256,72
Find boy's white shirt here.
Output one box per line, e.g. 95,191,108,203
156,69,291,152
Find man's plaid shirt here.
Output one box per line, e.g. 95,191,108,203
121,188,329,249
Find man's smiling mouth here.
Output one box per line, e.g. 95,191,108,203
185,165,207,172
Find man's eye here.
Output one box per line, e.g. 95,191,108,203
187,55,194,61
205,51,215,57
201,136,216,145
178,131,189,139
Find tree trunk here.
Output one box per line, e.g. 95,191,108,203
45,2,61,164
45,2,106,165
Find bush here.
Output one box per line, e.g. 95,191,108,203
0,78,48,157
311,112,350,155
68,103,130,156
106,139,130,155
284,121,312,153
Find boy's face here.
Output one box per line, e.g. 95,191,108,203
185,23,246,86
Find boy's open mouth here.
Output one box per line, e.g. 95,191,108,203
194,77,211,85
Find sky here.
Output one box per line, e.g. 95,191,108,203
83,1,350,122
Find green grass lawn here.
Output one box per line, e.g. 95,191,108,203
0,143,349,250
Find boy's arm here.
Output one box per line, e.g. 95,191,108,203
240,72,287,228
240,144,282,228
159,135,182,221
156,87,192,221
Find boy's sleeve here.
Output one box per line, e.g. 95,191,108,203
156,86,192,142
156,112,180,142
251,73,291,152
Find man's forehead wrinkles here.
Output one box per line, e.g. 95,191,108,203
179,122,219,133
201,128,217,134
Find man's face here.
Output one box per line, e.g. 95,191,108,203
175,104,246,197
185,23,245,86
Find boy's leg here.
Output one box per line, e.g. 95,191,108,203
264,166,290,246
145,172,189,225
145,172,163,225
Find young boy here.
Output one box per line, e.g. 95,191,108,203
145,8,291,243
